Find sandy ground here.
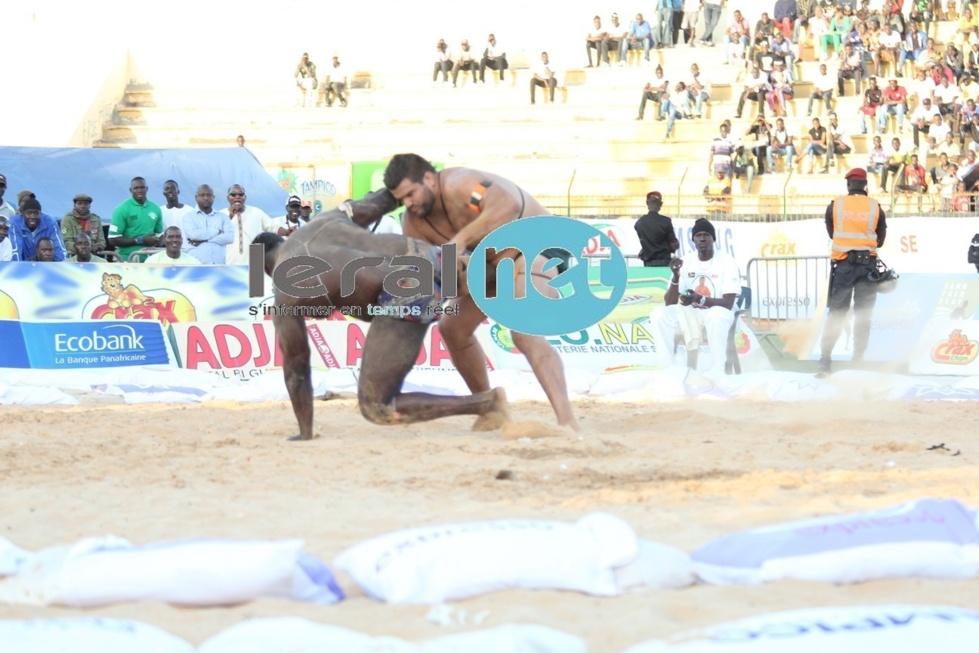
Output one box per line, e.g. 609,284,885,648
0,395,976,652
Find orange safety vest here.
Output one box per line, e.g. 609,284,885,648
830,194,879,261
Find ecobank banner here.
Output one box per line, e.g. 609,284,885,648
0,319,173,369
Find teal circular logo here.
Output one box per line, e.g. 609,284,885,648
467,217,628,336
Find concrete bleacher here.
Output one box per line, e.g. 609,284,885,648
92,16,969,218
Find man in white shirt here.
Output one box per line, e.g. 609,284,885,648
734,64,769,119
161,180,196,231
826,112,854,172
143,227,201,265
530,51,557,104
607,13,630,65
271,195,308,236
0,174,15,219
908,69,936,110
0,216,12,261
807,63,836,116
221,184,276,265
586,15,609,67
325,55,348,107
688,63,711,118
649,217,741,373
183,184,233,264
935,76,960,119
479,33,507,83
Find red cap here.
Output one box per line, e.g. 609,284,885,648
844,168,867,181
646,191,662,200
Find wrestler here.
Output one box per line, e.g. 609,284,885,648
256,190,509,441
383,153,579,431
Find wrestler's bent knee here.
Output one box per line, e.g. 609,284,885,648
359,399,398,425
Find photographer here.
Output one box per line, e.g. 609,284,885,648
746,115,773,174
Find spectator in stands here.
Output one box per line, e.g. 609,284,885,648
0,174,14,219
636,65,670,121
959,73,979,107
908,1,933,38
236,134,246,147
452,40,478,87
300,199,313,222
864,76,884,117
768,61,794,116
60,193,106,256
66,233,107,263
951,176,970,212
530,52,557,105
11,198,66,262
900,21,928,75
108,177,163,263
709,122,735,178
916,38,941,73
859,96,879,134
294,52,317,108
754,41,776,77
881,137,910,192
731,142,757,191
635,190,679,266
962,113,979,151
680,0,700,47
938,131,962,159
798,117,829,174
586,16,609,67
838,43,864,96
161,180,195,231
725,10,751,66
867,135,889,183
774,0,798,39
936,75,961,119
433,39,453,86
827,112,854,172
808,5,831,60
221,184,275,266
701,0,724,47
33,237,56,262
946,43,965,82
959,148,979,180
771,32,796,80
767,117,797,173
967,42,979,79
878,76,909,133
183,184,231,265
656,0,674,49
823,6,852,61
958,8,977,44
688,63,711,118
663,81,692,139
272,195,306,236
704,171,733,214
931,152,952,188
911,96,940,148
908,68,937,111
846,21,871,79
896,153,929,202
877,23,902,74
735,64,769,119
144,227,200,265
628,13,654,63
808,63,836,115
0,216,11,261
958,97,979,142
752,13,776,61
325,55,348,107
479,34,508,82
607,13,629,65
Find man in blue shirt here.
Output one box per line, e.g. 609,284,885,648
10,198,66,262
182,184,233,264
629,13,655,63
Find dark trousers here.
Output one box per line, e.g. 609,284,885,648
821,259,879,360
638,90,663,119
673,10,684,43
736,90,765,118
807,90,834,114
452,61,477,86
645,258,672,267
531,77,556,103
433,61,451,82
880,162,902,191
325,82,346,106
479,56,507,82
837,69,862,95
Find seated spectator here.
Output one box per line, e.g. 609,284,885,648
896,153,928,195
935,76,961,119
143,227,200,265
628,13,654,64
452,39,478,87
822,6,852,60
929,113,952,145
529,52,557,105
183,184,232,264
908,67,937,111
294,52,317,109
826,112,854,171
586,15,609,67
33,237,56,262
958,9,977,45
725,9,751,66
636,65,670,121
946,43,965,82
10,197,66,262
797,117,829,174
916,38,940,73
752,12,776,61
745,115,773,174
731,143,756,190
767,61,794,116
963,113,979,152
911,96,941,146
433,39,453,86
959,148,979,180
66,233,107,263
959,74,979,109
688,63,711,118
838,43,864,96
753,41,776,78
808,63,836,115
767,117,797,173
61,192,106,256
479,33,508,82
734,64,769,119
324,55,348,107
607,13,630,65
664,81,692,139
967,42,979,79
808,6,831,60
930,152,952,188
907,3,932,38
952,178,971,211
958,98,979,143
867,135,889,183
858,96,879,134
877,23,902,74
877,76,908,133
771,32,796,80
774,0,797,39
881,137,911,192
900,22,928,75
708,122,735,178
0,216,11,261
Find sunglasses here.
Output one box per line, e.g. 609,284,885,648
229,192,245,197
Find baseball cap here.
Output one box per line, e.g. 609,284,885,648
0,174,6,185
844,168,868,181
300,199,312,208
286,195,302,206
646,191,662,200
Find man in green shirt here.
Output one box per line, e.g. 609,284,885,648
108,177,163,262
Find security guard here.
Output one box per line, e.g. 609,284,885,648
817,167,887,377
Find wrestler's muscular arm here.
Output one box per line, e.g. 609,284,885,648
440,170,525,251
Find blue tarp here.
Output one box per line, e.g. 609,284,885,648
0,147,288,218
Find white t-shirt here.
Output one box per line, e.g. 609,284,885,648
0,237,12,261
814,72,836,93
677,250,741,299
532,59,555,81
930,121,952,144
909,77,936,100
935,83,960,104
911,103,941,123
144,250,201,265
269,215,306,235
161,205,196,232
683,0,700,11
690,72,711,96
878,31,902,49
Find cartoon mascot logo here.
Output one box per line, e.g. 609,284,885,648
88,272,197,327
931,329,979,365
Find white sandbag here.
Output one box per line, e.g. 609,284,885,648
622,605,979,652
614,540,697,591
57,537,343,607
0,618,195,653
199,618,585,653
0,537,34,576
334,512,641,603
0,384,78,405
692,499,979,585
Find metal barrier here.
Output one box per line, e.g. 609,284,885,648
744,255,832,350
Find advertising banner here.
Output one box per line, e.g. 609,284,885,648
267,163,350,214
0,319,174,369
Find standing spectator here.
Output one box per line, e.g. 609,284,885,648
827,112,854,171
161,180,195,231
0,216,11,261
586,16,609,67
877,77,908,133
701,0,724,47
768,61,794,116
451,40,478,87
895,153,929,207
294,52,317,108
745,115,773,175
634,191,679,267
529,52,557,105
299,200,313,222
881,137,910,192
636,65,670,121
479,34,508,83
867,135,889,184
66,233,107,263
808,6,831,61
628,13,655,63
808,63,836,115
433,39,453,86
183,185,232,264
816,168,887,377
708,122,735,178
680,0,701,47
656,0,674,49
144,227,200,265
734,64,769,119
672,0,686,46
60,193,105,256
774,0,798,38
767,117,797,173
221,184,275,266
798,117,829,174
688,63,711,118
969,233,979,271
108,177,163,263
0,174,14,219
900,22,928,75
324,55,348,107
607,13,630,65
10,198,66,262
271,195,307,237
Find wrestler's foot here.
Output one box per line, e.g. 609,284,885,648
472,388,511,431
560,417,582,433
287,433,315,441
